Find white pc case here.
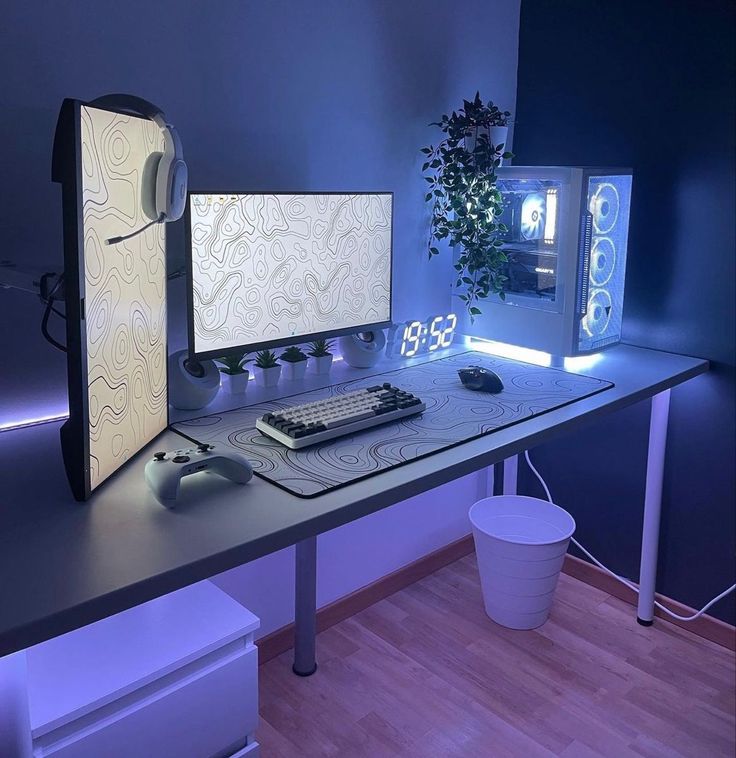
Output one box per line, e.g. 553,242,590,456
461,166,632,356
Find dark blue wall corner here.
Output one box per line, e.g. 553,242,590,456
514,0,735,623
0,0,521,425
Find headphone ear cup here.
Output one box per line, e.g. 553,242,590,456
141,151,163,221
166,160,188,221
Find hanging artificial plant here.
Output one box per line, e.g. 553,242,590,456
421,92,513,318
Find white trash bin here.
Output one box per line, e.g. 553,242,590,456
469,495,576,630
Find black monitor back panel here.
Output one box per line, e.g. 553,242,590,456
172,351,612,498
53,99,168,500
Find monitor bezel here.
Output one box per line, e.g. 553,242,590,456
185,190,394,362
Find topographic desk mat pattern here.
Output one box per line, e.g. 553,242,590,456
171,351,613,498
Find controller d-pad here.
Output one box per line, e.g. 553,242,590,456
172,455,190,463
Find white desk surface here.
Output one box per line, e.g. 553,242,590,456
0,343,707,658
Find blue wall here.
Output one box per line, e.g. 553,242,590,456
514,0,735,623
0,0,521,426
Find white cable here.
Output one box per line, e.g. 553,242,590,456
523,449,735,623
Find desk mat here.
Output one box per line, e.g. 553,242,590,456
171,351,613,498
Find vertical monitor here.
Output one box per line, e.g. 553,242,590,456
186,192,393,359
53,100,168,500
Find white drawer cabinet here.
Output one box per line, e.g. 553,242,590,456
27,581,260,758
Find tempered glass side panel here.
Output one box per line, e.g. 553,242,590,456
79,105,168,491
577,174,632,352
497,178,564,312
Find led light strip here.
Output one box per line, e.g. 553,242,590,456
468,336,604,371
0,411,69,433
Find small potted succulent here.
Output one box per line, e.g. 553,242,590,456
253,349,281,387
280,345,308,380
215,352,251,395
307,339,334,375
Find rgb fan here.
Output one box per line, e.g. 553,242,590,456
582,289,612,337
589,183,619,234
590,237,616,286
520,193,546,240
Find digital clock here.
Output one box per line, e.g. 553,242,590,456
385,314,458,358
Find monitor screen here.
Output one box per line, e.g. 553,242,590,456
186,192,393,358
53,100,168,499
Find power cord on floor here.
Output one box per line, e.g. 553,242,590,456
522,449,735,623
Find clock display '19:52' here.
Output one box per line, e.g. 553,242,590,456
385,314,457,358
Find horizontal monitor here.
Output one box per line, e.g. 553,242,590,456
186,192,393,359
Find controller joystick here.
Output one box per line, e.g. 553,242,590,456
144,444,253,505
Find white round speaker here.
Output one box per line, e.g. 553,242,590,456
338,330,387,368
168,349,220,410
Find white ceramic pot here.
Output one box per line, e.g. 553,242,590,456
254,364,281,387
282,359,308,381
309,354,333,375
489,125,509,164
465,125,509,165
221,370,249,395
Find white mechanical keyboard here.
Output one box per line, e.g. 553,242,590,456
255,383,426,449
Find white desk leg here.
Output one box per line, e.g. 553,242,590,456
0,650,32,758
503,455,518,496
293,536,318,676
637,389,671,626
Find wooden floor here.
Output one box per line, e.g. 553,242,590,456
257,554,735,757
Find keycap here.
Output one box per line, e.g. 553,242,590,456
325,410,375,428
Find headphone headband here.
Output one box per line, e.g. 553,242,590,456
88,93,188,239
88,93,168,129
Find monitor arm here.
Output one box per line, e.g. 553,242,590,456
0,260,65,300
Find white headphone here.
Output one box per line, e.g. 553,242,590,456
90,94,188,244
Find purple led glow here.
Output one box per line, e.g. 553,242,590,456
0,409,69,433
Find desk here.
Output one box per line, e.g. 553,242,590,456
0,344,707,674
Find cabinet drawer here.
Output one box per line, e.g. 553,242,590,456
231,741,259,757
34,641,258,758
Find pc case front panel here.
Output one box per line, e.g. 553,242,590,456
576,172,632,353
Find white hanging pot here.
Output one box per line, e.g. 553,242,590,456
489,126,509,165
282,359,308,381
222,370,249,395
254,365,282,387
465,125,509,165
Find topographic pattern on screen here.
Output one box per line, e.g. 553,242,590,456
189,193,392,354
81,105,167,491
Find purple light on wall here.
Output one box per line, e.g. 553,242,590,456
0,407,69,433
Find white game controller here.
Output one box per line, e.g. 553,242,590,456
144,443,253,504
